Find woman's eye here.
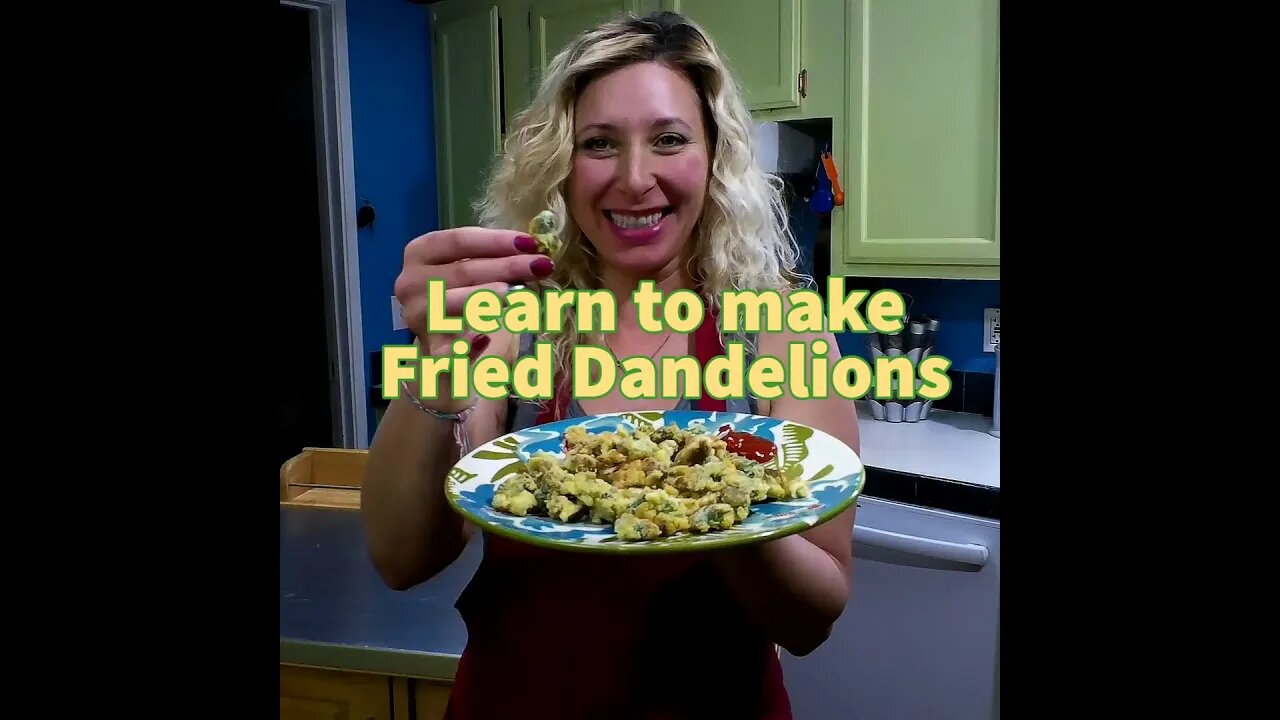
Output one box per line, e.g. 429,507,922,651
582,137,613,152
655,133,688,149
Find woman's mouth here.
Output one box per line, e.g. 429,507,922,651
604,207,673,245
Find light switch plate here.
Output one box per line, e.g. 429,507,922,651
983,308,1000,352
391,296,408,331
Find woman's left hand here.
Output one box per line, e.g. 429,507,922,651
710,327,860,657
710,532,853,656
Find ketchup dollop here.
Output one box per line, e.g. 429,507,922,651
718,424,777,463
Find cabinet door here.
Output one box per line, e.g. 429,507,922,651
661,0,802,111
431,0,503,230
841,0,1000,273
413,680,453,720
280,665,393,720
528,0,647,82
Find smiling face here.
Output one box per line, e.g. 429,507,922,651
566,61,711,276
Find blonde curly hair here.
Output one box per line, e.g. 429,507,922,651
475,10,802,380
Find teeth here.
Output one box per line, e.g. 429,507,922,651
609,211,662,229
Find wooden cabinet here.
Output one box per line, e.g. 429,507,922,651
280,665,455,720
280,665,396,720
528,0,646,78
414,680,454,720
837,0,1000,279
661,0,803,111
431,0,504,230
427,0,1000,279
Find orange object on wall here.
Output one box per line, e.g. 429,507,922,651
821,151,845,207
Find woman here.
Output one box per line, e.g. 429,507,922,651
362,11,860,720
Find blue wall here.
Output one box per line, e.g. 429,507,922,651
834,278,1000,374
346,0,435,441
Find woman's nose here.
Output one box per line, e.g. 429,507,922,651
618,149,655,198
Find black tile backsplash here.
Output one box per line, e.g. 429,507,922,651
863,466,1000,520
931,369,995,417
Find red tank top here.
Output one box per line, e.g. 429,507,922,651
444,309,793,720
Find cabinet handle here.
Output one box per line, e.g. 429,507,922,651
853,524,989,569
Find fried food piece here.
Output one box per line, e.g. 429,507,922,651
615,513,663,541
546,494,584,522
673,435,717,466
690,503,737,533
528,210,561,255
489,421,809,541
492,474,539,516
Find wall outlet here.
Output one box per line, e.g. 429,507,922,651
391,296,408,331
983,308,1000,352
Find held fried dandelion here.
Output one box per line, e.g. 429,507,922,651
528,209,561,255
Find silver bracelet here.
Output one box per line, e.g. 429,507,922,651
400,380,476,456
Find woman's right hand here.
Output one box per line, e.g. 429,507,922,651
393,227,554,413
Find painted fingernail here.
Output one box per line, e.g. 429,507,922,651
470,334,491,359
514,235,537,253
531,257,554,277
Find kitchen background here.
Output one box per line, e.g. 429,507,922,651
342,0,999,445
281,3,1000,719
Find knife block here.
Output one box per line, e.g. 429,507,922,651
866,340,933,423
865,391,934,423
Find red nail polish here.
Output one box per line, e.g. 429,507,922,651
531,257,554,277
470,335,491,357
514,235,537,253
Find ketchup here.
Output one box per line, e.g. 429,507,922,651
718,424,777,463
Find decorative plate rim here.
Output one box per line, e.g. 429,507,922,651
443,410,865,555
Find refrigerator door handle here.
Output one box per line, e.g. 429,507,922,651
853,524,990,569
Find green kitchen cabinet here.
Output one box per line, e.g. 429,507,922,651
660,0,803,112
430,0,503,229
511,0,805,116
529,0,648,77
426,0,1000,281
835,0,1001,279
500,0,648,123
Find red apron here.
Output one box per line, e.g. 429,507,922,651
444,309,792,720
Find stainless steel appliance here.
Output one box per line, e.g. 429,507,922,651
781,495,1001,719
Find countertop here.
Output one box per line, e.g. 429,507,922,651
280,506,475,680
854,402,1000,489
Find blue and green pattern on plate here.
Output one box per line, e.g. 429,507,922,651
444,410,864,554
